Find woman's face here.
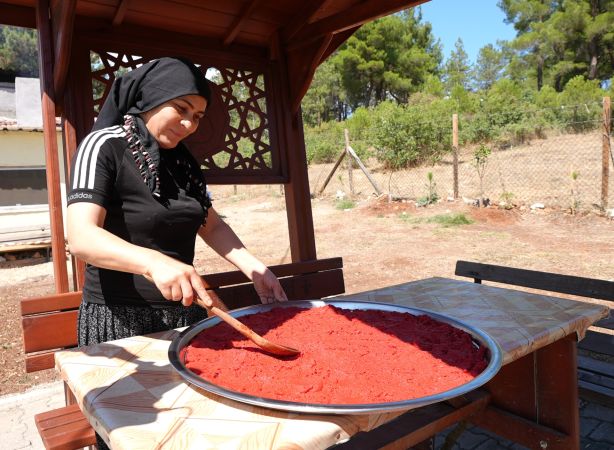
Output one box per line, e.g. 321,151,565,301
141,94,207,149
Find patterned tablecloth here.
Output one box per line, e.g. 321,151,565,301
55,277,608,449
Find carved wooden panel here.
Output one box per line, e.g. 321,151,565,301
90,51,277,180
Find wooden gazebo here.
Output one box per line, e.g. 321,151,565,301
3,4,599,450
1,0,426,293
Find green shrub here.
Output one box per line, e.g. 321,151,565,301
559,76,603,132
335,199,355,210
427,213,473,227
369,101,451,169
304,121,344,164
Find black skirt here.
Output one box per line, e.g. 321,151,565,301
77,300,208,346
76,299,207,449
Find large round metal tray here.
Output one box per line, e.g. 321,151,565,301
168,300,502,414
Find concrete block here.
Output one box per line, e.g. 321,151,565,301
15,77,42,129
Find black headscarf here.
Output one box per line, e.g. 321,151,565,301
91,57,212,211
93,57,211,131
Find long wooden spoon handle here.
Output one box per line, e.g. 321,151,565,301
193,296,300,356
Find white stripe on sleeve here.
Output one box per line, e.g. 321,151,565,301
72,126,125,190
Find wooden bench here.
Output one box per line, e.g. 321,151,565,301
455,260,614,407
21,257,345,450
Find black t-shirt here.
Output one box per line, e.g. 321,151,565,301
67,125,208,307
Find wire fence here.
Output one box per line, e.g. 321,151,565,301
310,113,613,213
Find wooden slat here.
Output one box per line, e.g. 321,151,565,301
578,368,614,390
22,310,78,353
26,352,56,372
578,355,614,378
578,330,614,357
333,390,490,449
215,269,345,310
578,380,614,408
21,291,82,315
35,404,96,450
202,257,342,288
470,405,573,450
593,315,614,329
455,260,614,301
36,403,86,429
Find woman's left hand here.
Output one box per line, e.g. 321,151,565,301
252,267,288,304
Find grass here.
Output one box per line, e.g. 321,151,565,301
397,212,473,227
335,199,356,210
427,213,474,227
398,212,421,224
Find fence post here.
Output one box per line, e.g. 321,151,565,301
345,129,354,197
603,97,611,210
453,113,459,199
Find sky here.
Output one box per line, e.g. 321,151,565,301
419,0,517,64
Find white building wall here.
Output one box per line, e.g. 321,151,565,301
0,130,65,179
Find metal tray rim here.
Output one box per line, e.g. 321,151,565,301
168,300,503,415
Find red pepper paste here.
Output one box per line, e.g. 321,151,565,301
183,305,488,404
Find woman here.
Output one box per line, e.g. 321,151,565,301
67,57,287,348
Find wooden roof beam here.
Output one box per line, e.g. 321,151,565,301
286,0,427,50
223,0,261,46
281,0,331,42
112,0,129,27
287,33,333,114
51,0,76,102
286,23,361,113
0,3,36,28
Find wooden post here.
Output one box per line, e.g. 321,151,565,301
317,149,346,196
272,51,316,261
452,113,459,199
345,129,354,197
602,97,611,210
347,145,382,195
37,0,69,293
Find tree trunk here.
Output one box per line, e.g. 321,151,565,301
588,39,598,80
536,54,543,91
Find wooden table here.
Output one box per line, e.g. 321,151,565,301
55,277,608,450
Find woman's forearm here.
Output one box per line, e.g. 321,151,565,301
198,209,267,279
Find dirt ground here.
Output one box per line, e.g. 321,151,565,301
1,192,613,396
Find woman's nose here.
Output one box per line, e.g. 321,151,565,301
181,118,195,130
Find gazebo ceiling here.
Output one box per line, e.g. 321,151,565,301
1,0,427,49
1,0,428,114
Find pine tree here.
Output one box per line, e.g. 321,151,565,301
0,25,39,79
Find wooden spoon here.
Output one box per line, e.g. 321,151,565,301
194,296,300,357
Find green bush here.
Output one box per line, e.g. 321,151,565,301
304,121,344,164
427,213,473,227
369,100,451,169
559,76,603,132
